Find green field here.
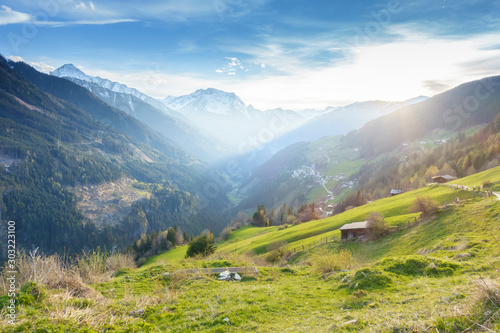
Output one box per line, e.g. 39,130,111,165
450,165,500,190
4,167,500,332
219,185,476,255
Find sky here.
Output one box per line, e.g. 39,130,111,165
0,0,500,110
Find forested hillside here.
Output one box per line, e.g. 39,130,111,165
236,77,500,213
0,57,230,259
346,76,500,157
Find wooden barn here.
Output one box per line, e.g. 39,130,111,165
432,174,457,183
339,221,368,240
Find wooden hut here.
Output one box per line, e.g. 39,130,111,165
339,221,368,240
432,174,457,183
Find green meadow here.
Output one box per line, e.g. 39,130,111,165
3,167,500,332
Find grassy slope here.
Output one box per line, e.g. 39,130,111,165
4,168,500,332
450,165,500,190
219,185,476,255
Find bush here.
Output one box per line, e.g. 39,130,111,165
186,234,217,258
18,281,46,305
75,248,107,284
105,253,137,273
409,196,439,217
230,221,242,230
277,224,289,231
5,248,65,290
265,241,290,263
219,227,232,241
309,248,354,275
365,212,388,240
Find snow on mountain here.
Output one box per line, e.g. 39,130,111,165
50,64,170,114
162,88,249,117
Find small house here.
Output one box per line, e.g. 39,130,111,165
390,189,403,196
432,174,457,183
339,221,368,240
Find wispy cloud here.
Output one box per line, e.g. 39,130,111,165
35,19,137,27
8,55,55,73
216,57,246,75
75,2,87,10
0,3,134,27
0,5,30,25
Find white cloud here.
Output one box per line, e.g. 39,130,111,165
261,63,266,68
211,27,500,110
8,55,55,73
30,61,56,73
75,2,87,10
35,19,137,27
0,5,31,25
216,56,245,75
89,2,96,11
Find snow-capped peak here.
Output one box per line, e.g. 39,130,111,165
161,88,249,116
50,64,170,112
50,64,89,81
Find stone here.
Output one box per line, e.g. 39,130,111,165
129,308,145,317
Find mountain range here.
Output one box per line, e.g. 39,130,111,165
2,54,500,259
49,64,429,162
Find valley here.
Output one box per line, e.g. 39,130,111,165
1,9,500,329
3,166,500,332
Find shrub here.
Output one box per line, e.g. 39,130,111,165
309,248,354,275
219,227,232,241
18,281,46,305
409,196,439,217
265,241,290,263
137,257,147,266
75,248,107,284
365,212,388,240
105,253,137,273
482,179,491,187
8,248,65,289
186,234,217,258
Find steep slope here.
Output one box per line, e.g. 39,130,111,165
10,60,189,164
238,77,500,212
162,88,306,153
51,65,218,161
270,97,429,150
0,57,230,256
235,136,365,210
51,64,172,115
346,76,500,157
5,169,500,332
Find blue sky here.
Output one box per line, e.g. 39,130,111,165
1,0,500,109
